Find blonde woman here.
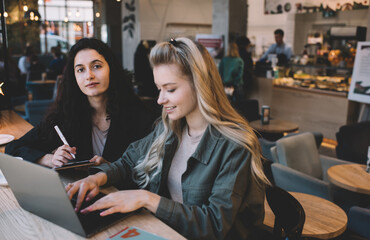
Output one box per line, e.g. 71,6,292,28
66,37,269,240
218,42,244,101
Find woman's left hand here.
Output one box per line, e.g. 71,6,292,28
80,189,160,216
89,155,110,166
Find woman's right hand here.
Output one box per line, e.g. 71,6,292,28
51,145,77,167
37,145,76,168
65,172,108,211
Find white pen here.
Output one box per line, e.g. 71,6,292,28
54,125,76,159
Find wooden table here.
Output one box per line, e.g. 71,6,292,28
30,80,57,84
250,119,299,140
0,110,185,239
0,186,185,240
0,110,33,153
13,104,26,114
328,164,370,195
263,192,347,239
26,80,56,100
250,119,299,134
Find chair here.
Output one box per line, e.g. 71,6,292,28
336,121,370,164
25,99,54,126
52,75,63,100
26,70,43,82
266,186,305,240
259,138,277,185
259,132,323,189
233,99,260,122
260,131,323,163
348,206,370,239
270,132,349,200
26,81,55,100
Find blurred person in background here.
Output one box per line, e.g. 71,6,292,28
134,40,158,98
18,46,34,75
218,41,244,102
236,36,254,98
259,29,292,63
47,46,66,79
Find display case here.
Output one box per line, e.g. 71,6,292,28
273,64,352,96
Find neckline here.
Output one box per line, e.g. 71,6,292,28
186,125,205,140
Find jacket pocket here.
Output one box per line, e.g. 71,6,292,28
183,184,213,205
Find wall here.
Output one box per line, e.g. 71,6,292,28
229,0,248,37
122,0,141,71
139,0,213,42
247,0,294,59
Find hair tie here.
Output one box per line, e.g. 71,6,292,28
169,38,178,47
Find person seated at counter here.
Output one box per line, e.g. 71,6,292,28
259,29,292,63
66,37,269,240
5,38,156,168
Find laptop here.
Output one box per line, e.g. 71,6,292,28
0,153,133,237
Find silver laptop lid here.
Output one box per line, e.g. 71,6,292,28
0,153,86,236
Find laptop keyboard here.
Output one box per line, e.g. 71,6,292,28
70,192,131,236
70,192,105,213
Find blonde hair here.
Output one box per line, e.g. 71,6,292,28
132,37,269,187
227,42,240,58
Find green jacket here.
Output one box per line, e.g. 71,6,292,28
218,56,244,87
94,123,265,240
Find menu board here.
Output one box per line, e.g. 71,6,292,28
265,0,369,14
348,42,370,104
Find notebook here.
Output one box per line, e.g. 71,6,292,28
0,153,133,237
108,226,167,240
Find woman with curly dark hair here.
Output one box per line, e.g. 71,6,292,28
6,38,156,168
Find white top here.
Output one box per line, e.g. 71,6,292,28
92,124,109,157
167,126,204,203
18,56,30,74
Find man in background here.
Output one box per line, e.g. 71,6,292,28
259,29,292,63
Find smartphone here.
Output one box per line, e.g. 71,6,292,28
53,160,94,171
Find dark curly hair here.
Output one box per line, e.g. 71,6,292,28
41,38,140,142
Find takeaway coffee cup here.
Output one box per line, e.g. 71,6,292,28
261,105,270,125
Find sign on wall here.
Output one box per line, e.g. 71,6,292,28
348,42,370,104
196,34,224,59
265,0,369,14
